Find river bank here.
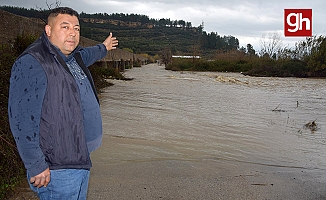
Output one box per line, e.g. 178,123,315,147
86,135,326,199
10,134,326,199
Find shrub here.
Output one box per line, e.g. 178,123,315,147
0,33,37,199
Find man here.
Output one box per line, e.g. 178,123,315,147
8,7,118,199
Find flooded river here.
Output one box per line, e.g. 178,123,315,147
100,63,326,173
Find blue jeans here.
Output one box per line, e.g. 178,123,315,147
27,169,90,200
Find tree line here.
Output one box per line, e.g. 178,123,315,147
80,12,197,30
1,6,199,30
166,34,326,78
201,32,239,50
0,6,240,56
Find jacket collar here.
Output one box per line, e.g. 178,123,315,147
41,31,81,62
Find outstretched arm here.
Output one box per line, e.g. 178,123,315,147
79,33,118,67
102,32,118,51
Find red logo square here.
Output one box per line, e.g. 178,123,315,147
284,9,312,37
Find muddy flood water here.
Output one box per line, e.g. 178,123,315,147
99,63,326,182
10,63,326,200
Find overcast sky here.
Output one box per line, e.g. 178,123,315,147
1,0,325,51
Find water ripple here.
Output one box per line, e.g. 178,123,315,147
101,64,326,171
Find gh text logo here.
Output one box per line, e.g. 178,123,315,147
284,9,312,37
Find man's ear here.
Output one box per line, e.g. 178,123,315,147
45,25,51,37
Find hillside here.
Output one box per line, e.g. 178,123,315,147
0,9,44,44
80,21,201,56
0,6,241,58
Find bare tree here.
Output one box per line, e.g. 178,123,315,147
260,32,283,59
34,0,62,23
293,35,324,61
160,48,172,67
45,0,61,9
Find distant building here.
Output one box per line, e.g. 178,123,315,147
172,55,201,59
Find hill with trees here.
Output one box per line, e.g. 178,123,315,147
0,6,241,57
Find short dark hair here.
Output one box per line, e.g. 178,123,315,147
47,7,79,23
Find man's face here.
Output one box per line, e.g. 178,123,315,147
45,14,80,56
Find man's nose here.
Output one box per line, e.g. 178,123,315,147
70,28,77,36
